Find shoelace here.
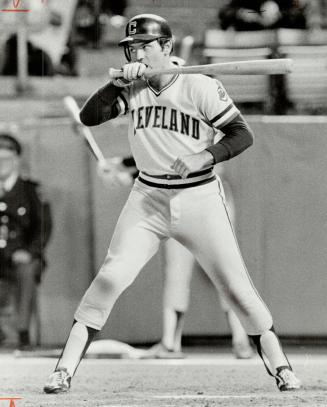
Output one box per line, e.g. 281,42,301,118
51,370,68,385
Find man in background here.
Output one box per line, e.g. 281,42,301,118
0,131,52,350
217,0,318,31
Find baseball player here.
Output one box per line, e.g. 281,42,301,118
44,14,301,393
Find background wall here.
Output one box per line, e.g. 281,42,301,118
229,116,327,336
2,100,327,345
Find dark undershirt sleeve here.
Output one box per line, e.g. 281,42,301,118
79,82,127,126
205,113,254,164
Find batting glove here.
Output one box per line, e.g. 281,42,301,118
122,62,147,81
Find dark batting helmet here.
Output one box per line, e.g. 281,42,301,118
119,14,172,47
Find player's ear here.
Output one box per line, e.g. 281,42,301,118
161,38,173,56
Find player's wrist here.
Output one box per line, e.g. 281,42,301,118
111,78,132,88
201,149,215,166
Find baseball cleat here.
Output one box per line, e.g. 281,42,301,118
140,342,185,359
275,366,301,391
43,368,71,394
232,341,254,359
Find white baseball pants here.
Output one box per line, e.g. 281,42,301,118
75,177,273,335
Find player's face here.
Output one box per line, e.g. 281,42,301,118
128,40,166,68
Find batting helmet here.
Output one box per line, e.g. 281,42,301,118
119,14,172,46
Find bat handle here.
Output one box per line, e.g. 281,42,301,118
108,67,154,79
108,68,124,79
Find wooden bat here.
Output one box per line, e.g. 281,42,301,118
109,58,293,79
64,96,134,185
63,96,107,167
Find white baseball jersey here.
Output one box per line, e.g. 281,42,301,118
116,74,240,175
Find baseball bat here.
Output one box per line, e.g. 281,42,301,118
108,58,293,79
63,96,107,167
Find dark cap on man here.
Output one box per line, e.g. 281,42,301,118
0,133,22,155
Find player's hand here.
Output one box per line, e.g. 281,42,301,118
171,151,214,179
97,157,134,187
12,250,32,265
122,62,147,81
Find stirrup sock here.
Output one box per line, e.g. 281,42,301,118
249,326,291,376
55,320,99,376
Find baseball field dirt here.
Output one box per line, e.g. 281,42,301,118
2,347,327,407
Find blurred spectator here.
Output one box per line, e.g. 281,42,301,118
100,0,128,17
56,35,79,77
218,0,280,31
100,0,128,28
74,0,104,47
74,0,128,46
1,34,77,77
0,131,52,350
1,0,78,76
1,34,55,76
218,0,311,31
306,0,323,30
274,0,308,29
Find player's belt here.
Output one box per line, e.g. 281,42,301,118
138,168,216,189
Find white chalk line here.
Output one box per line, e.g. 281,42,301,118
153,394,267,400
101,396,261,407
4,352,327,367
101,394,266,407
87,353,327,366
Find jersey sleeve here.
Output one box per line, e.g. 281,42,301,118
80,82,130,126
193,76,240,129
